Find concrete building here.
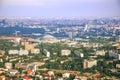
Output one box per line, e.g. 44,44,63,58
22,42,35,51
96,50,105,56
19,49,29,55
15,63,27,69
8,50,19,55
62,73,70,78
48,71,54,76
118,54,120,60
83,59,97,69
8,69,18,75
61,50,71,56
5,63,13,69
74,50,84,57
31,49,40,54
43,49,50,57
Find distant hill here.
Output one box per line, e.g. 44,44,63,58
0,27,45,36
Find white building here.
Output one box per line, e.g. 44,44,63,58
48,71,54,76
8,69,18,75
5,63,13,69
31,49,40,54
43,49,50,57
8,50,19,55
74,50,84,57
83,59,97,69
61,50,71,56
19,49,29,55
62,73,70,78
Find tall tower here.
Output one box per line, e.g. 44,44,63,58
84,24,88,32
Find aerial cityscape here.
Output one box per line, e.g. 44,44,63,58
0,0,120,80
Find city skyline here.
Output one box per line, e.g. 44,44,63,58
0,0,120,18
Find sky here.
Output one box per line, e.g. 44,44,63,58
0,0,119,18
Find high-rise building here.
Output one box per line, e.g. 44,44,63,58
43,49,50,57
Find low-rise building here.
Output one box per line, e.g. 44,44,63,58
83,59,97,69
61,50,71,56
74,50,84,57
19,49,29,55
62,73,70,78
8,50,19,55
5,63,13,69
58,77,64,80
116,64,120,68
0,75,5,80
8,69,18,75
15,63,28,69
74,76,87,80
48,71,54,76
0,58,3,62
31,49,40,54
96,50,105,56
24,42,35,51
109,51,120,60
43,49,50,57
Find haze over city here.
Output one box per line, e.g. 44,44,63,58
0,0,120,80
0,0,120,18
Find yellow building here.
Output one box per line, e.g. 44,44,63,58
21,41,35,51
96,50,105,56
83,59,97,69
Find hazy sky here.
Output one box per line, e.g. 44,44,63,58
0,0,119,18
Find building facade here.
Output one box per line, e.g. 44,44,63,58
83,59,97,69
61,50,71,56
